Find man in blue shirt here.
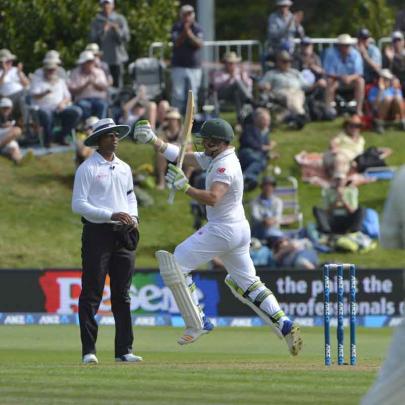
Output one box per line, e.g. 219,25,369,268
356,28,382,84
170,4,204,114
323,34,365,116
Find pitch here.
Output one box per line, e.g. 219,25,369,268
0,325,392,404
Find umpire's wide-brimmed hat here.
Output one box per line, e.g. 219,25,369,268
84,118,130,147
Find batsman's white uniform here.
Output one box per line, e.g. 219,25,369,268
174,148,287,330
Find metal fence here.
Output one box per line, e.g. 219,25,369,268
149,36,393,64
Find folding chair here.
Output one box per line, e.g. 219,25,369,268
273,176,304,230
128,57,166,101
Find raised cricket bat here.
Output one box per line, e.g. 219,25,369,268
167,90,194,204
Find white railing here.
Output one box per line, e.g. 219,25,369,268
149,40,262,63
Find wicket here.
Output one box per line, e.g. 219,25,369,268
323,263,357,366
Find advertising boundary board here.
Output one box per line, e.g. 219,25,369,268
0,268,403,327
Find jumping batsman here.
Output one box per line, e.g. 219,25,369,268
133,117,303,355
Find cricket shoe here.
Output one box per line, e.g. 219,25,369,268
178,317,214,345
282,320,303,356
115,353,143,362
82,353,98,365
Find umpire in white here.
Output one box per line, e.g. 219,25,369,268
72,118,142,364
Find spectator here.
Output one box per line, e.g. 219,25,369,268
0,97,22,163
384,31,405,94
85,43,113,86
30,58,82,147
323,114,365,179
250,176,283,239
156,108,183,189
211,51,253,120
0,49,30,122
90,0,130,88
269,235,318,269
368,69,405,133
323,34,364,116
259,50,307,129
267,0,304,55
33,50,67,80
239,108,274,190
356,28,382,84
313,174,364,235
170,4,204,114
122,85,162,130
68,50,109,120
75,116,97,168
292,37,327,119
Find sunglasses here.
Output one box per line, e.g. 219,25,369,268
348,123,362,128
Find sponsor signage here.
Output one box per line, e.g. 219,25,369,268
0,269,403,326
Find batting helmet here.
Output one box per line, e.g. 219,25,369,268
197,118,234,142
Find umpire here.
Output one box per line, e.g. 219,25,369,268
72,118,142,364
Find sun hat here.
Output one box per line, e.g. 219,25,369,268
76,50,95,65
223,51,241,63
84,118,130,147
85,43,103,56
0,49,16,63
0,97,13,108
165,108,182,120
276,0,293,6
337,34,356,45
43,50,62,66
380,69,394,80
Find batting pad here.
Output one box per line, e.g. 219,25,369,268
155,250,203,330
224,275,283,339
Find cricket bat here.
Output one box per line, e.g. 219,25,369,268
167,90,195,204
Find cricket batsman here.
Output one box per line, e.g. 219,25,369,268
133,117,303,356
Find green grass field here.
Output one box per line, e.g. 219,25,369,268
1,119,405,269
0,325,393,404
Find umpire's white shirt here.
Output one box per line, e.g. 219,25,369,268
72,151,138,223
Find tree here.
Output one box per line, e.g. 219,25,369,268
0,0,178,73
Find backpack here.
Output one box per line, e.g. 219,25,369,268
354,147,386,173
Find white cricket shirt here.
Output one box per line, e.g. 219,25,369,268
195,147,246,224
72,151,138,224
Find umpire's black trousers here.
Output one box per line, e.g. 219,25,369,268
79,222,135,357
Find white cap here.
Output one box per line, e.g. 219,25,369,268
380,69,394,80
392,31,404,41
0,97,13,108
180,4,194,15
76,50,95,65
100,0,114,5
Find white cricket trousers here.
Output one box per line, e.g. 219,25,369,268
174,219,259,291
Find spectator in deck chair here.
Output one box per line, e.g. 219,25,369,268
250,176,283,240
211,51,253,120
239,107,274,191
0,97,22,163
259,50,307,129
384,31,405,94
313,173,364,235
0,48,30,123
30,57,82,147
323,114,365,179
356,28,382,84
368,69,405,133
68,51,109,120
323,34,364,117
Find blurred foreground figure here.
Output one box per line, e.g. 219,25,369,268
361,167,405,405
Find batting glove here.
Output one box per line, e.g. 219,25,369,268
166,163,190,193
132,120,157,144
